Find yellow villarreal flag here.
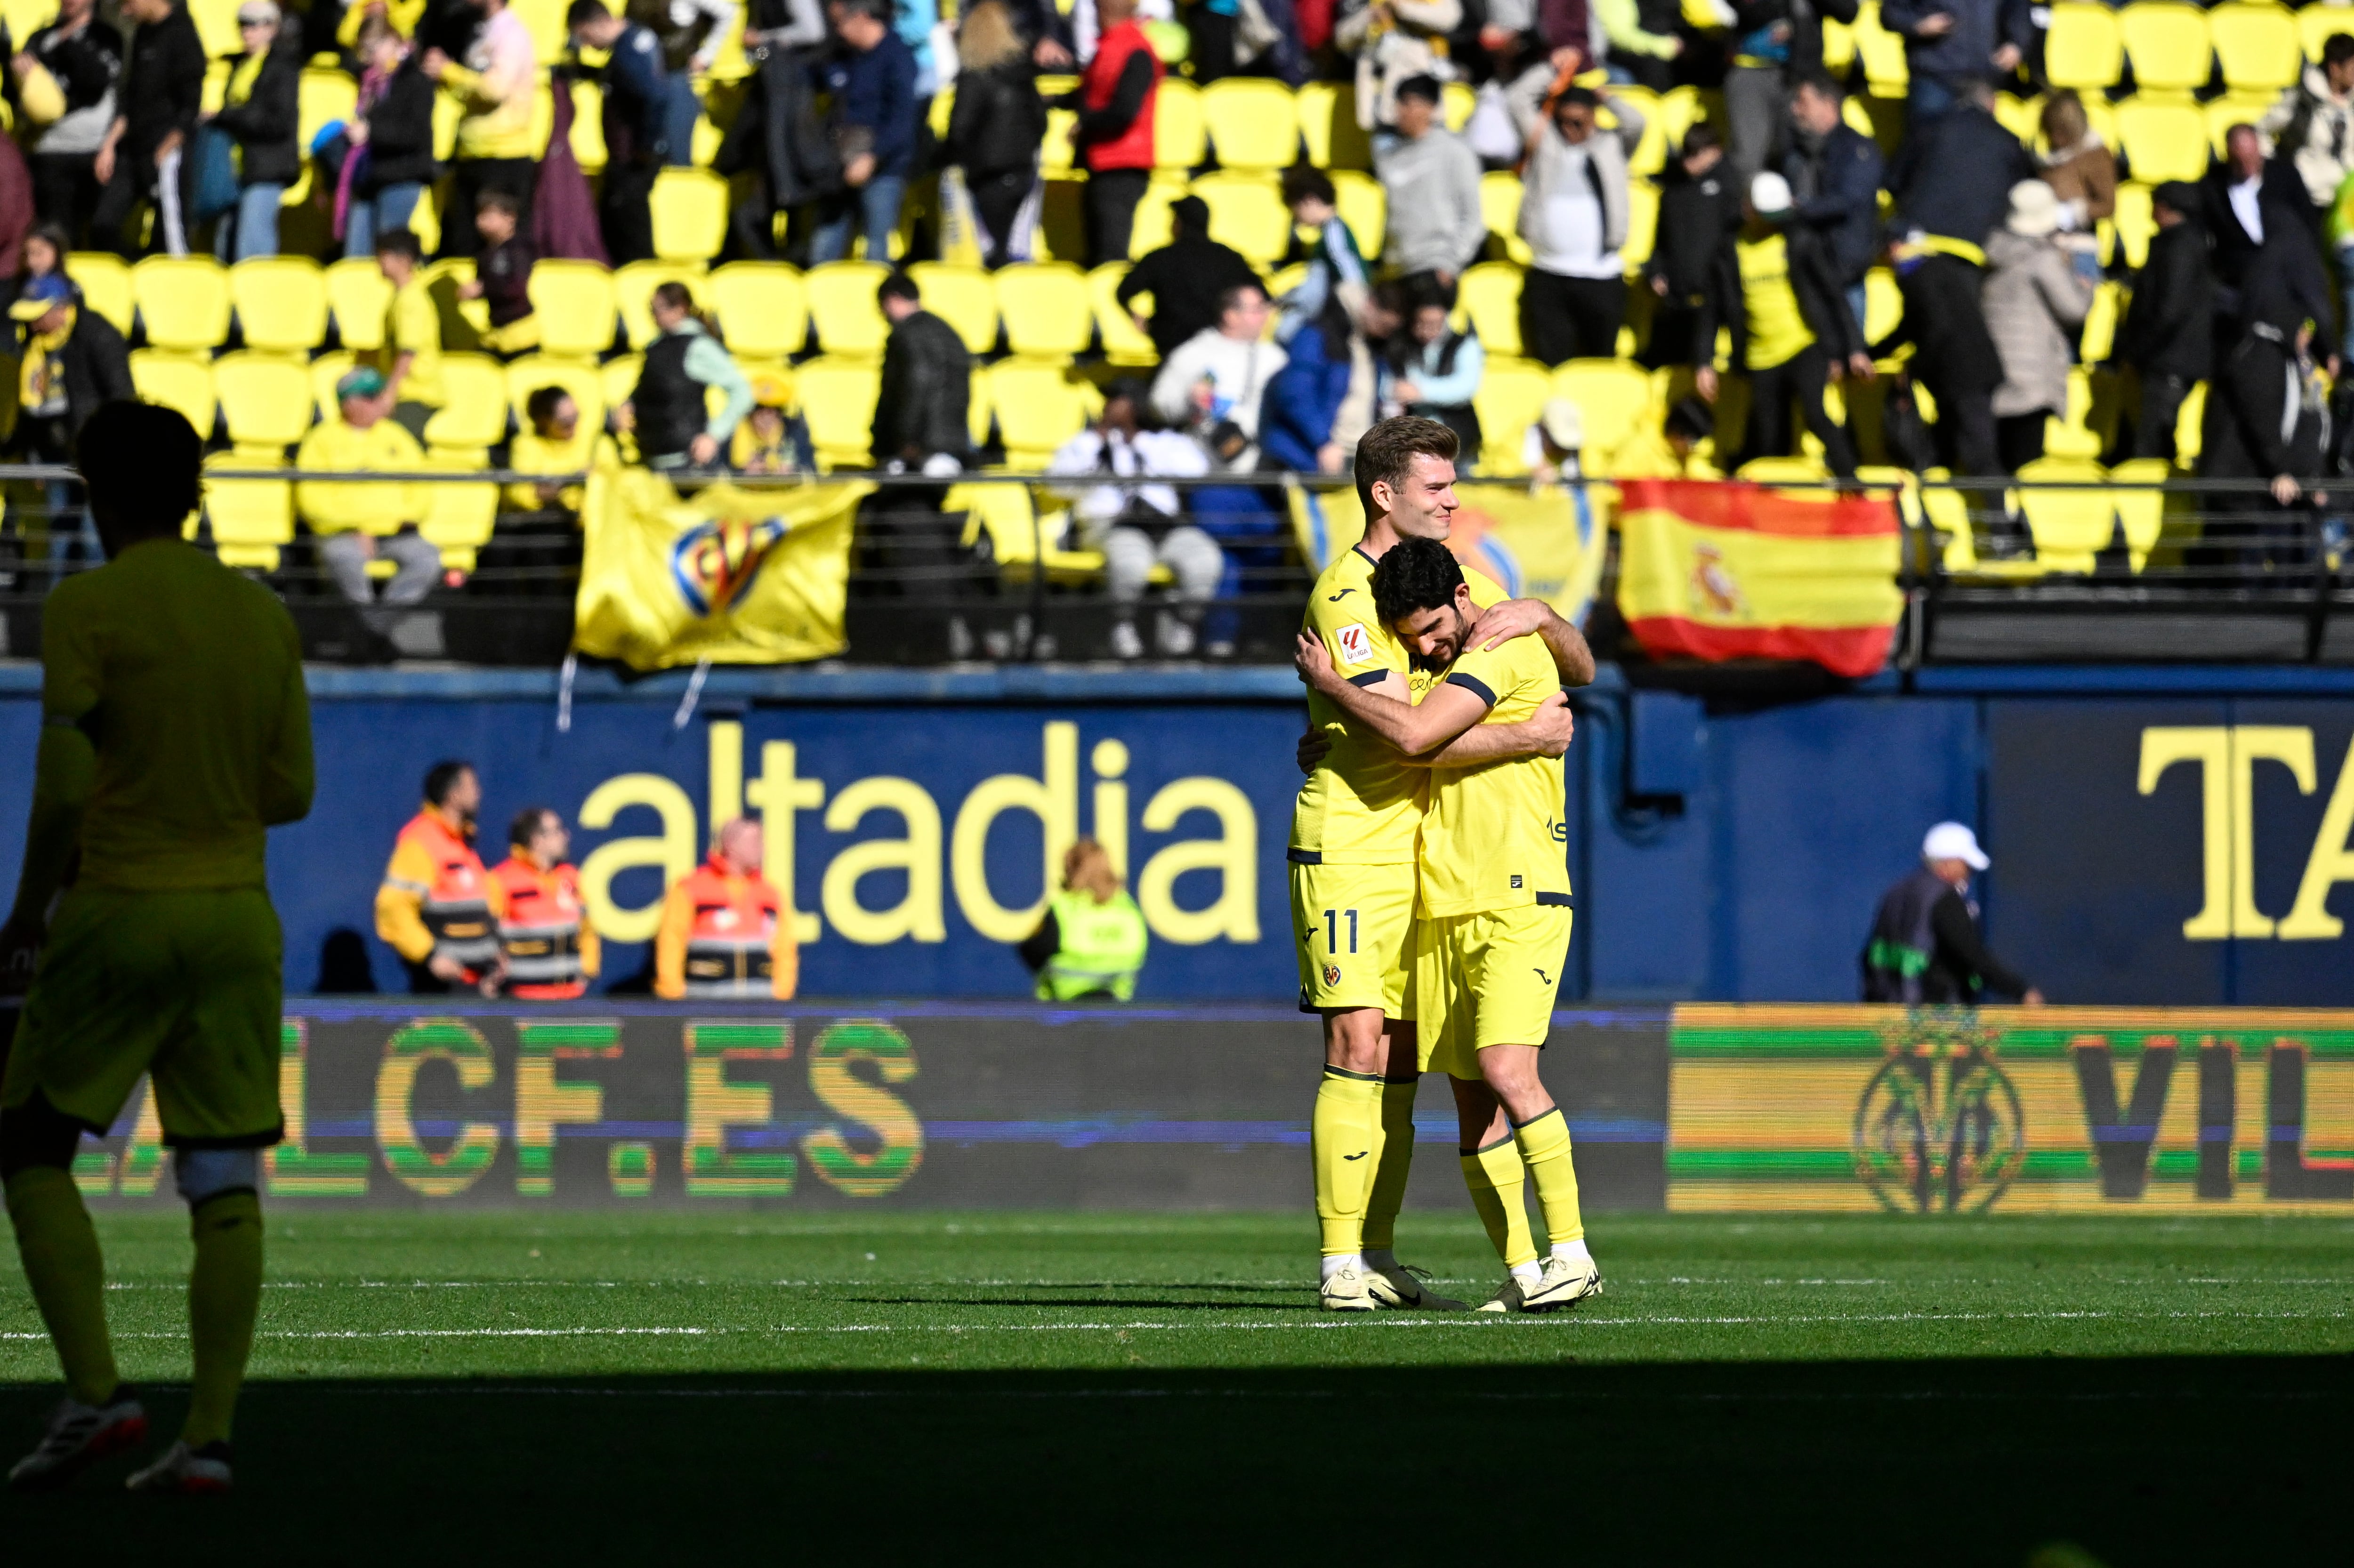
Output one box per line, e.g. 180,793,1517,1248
573,466,873,670
1615,478,1902,678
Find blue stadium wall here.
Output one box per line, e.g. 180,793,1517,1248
3,663,2353,1004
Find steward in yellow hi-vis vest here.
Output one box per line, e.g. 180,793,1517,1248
376,761,507,993
654,818,798,1000
491,806,600,1001
1019,840,1148,1002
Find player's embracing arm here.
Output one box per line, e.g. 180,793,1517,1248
0,594,103,980
260,613,316,827
1296,633,1498,757
1466,597,1597,687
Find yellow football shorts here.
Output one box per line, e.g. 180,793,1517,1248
1414,902,1573,1079
4,886,286,1146
1290,860,1418,1017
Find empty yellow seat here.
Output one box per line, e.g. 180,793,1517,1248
1330,169,1386,262
805,260,891,356
504,354,607,432
614,260,707,349
709,262,808,358
2014,457,2114,572
213,352,313,455
1623,181,1659,274
189,0,243,56
2208,2,2300,92
1864,266,1903,346
989,361,1101,467
1124,175,1194,258
1191,170,1289,267
651,167,730,262
327,258,394,351
2080,279,2123,362
906,261,1000,354
2120,2,2213,92
1297,80,1372,170
65,252,133,335
1458,262,1524,359
528,259,621,356
201,451,293,571
602,354,645,423
2299,3,2354,64
1552,359,1655,466
995,262,1093,359
1201,78,1299,171
2045,2,2127,89
228,256,328,353
425,353,513,447
1472,356,1551,475
309,351,355,421
2105,180,2156,269
1154,78,1207,170
2115,100,2209,183
130,351,217,439
419,447,500,573
1088,261,1158,365
133,256,231,351
1850,1,1911,90
1480,171,1529,264
795,355,882,469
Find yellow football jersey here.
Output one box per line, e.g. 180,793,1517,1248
1414,631,1572,918
1290,544,1507,865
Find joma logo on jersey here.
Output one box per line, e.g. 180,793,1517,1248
1328,588,1357,602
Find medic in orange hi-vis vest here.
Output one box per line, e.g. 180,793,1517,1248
654,816,799,1001
490,806,601,1001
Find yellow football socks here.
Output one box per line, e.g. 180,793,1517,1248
183,1191,264,1447
4,1166,120,1406
1312,1068,1384,1257
1513,1107,1586,1248
1359,1076,1420,1254
1459,1134,1539,1269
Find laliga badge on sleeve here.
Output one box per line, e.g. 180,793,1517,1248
1334,623,1373,665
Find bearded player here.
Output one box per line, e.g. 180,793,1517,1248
1290,417,1594,1311
0,403,314,1491
1299,537,1598,1313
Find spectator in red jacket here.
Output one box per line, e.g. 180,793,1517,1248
1056,0,1160,265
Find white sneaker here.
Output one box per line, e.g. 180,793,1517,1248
1519,1253,1604,1313
1109,619,1145,659
1155,611,1197,656
8,1390,147,1490
1318,1265,1378,1312
125,1440,233,1495
1365,1260,1469,1311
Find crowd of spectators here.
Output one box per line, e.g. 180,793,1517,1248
1,0,2352,633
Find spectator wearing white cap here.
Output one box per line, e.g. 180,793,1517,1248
1981,177,2094,474
1861,822,2043,1005
1692,169,1867,478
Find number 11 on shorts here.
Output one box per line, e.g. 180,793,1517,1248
1323,909,1358,954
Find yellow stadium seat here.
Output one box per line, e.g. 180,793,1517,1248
1738,455,1832,485
425,353,512,447
1088,262,1158,365
2045,3,2127,90
433,84,461,162
2209,2,2300,91
1457,262,1523,359
1864,266,1903,346
514,0,570,63
989,361,1101,467
190,0,242,56
1551,359,1655,466
1202,78,1299,171
795,355,882,469
419,447,500,574
1472,356,1552,475
1155,78,1207,170
651,167,730,262
1917,470,1980,572
2120,2,2213,92
0,0,56,48
1650,86,1708,172
1038,105,1079,177
228,256,327,353
709,262,808,358
2174,378,2205,460
907,262,1000,354
804,260,891,356
326,257,393,350
1330,169,1387,262
309,351,354,421
2080,280,2123,362
1851,1,1911,91
1443,80,1475,131
200,452,293,572
1604,86,1665,175
65,251,133,335
1822,12,1857,72
2299,3,2354,64
1124,174,1194,258
2014,457,2113,572
2104,180,2156,268
132,255,230,351
1297,80,1372,170
1994,91,2041,145
602,354,644,420
525,78,605,173
505,354,607,432
1481,171,1530,264
1624,182,1658,274
2107,457,2169,570
2045,367,2108,459
966,365,991,451
2116,100,2209,183
213,352,313,455
614,260,706,349
996,262,1093,359
1191,170,1289,266
130,351,217,439
528,259,621,356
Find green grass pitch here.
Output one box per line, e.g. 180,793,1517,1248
1,1210,2349,1562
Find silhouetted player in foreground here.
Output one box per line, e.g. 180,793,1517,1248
0,402,314,1493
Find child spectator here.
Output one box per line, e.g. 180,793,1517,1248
1277,166,1368,340
731,374,810,473
460,188,537,355
367,226,443,442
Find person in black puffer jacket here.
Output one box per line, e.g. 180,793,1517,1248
89,0,206,257
2113,182,2212,462
204,1,301,261
1643,123,1742,368
343,17,442,258
943,0,1045,268
872,269,971,467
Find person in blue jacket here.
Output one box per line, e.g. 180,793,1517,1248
566,0,699,265
811,0,917,264
1257,297,1356,474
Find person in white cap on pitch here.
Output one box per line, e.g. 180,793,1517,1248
1861,822,2044,1005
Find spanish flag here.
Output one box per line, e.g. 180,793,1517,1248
574,466,872,670
1615,479,1903,678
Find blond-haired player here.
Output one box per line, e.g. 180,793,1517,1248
1290,416,1594,1311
